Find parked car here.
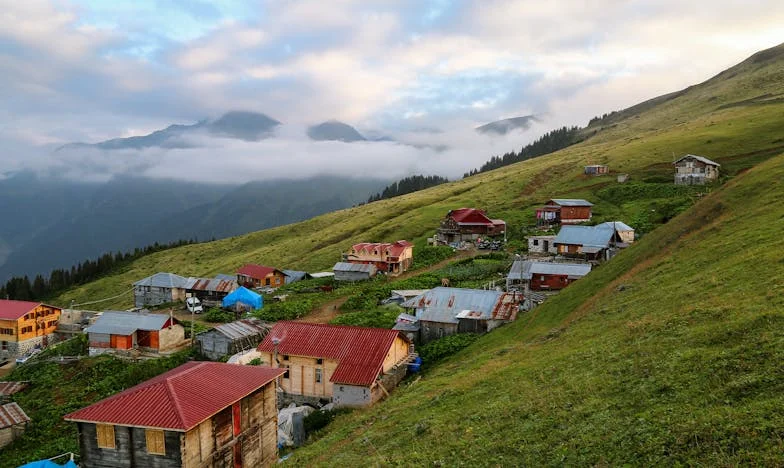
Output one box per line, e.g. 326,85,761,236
186,297,203,314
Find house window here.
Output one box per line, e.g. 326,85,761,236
145,429,166,455
316,358,323,365
96,424,116,449
315,368,322,384
540,276,545,281
1,341,6,351
283,355,289,361
437,328,444,338
533,239,539,246
0,328,12,335
265,278,271,286
283,365,290,379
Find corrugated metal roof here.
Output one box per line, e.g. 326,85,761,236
674,154,720,167
598,221,634,232
214,274,235,281
282,270,312,284
549,198,594,207
185,277,238,293
333,262,376,273
133,272,189,288
84,311,174,336
554,225,614,248
0,381,29,396
310,272,334,278
237,264,285,280
0,300,42,320
64,362,284,431
402,287,505,324
0,402,30,428
258,322,405,387
392,322,420,332
212,319,271,340
508,260,592,281
390,290,430,299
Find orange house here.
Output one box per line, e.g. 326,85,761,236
0,300,61,358
237,264,288,289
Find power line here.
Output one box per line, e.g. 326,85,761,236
69,288,133,308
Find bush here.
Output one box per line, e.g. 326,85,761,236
330,305,402,328
303,408,352,434
411,245,454,269
255,297,315,321
418,334,480,364
203,307,235,323
248,358,262,366
39,334,88,358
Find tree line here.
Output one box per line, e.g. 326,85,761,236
463,126,584,177
366,174,450,203
0,239,197,302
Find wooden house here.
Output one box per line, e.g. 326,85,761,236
535,199,593,228
0,300,61,359
506,260,592,292
196,319,271,361
343,240,413,275
84,311,187,357
401,287,520,343
256,322,412,407
436,208,506,244
527,235,557,254
0,402,30,449
584,164,609,175
674,154,720,185
553,225,616,260
64,362,285,468
598,221,635,244
236,265,287,289
184,276,238,302
133,272,189,308
332,262,377,282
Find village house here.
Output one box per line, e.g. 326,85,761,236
506,260,592,292
332,262,377,282
184,276,238,302
553,225,616,261
401,287,520,343
584,164,609,175
527,235,557,254
196,319,271,361
64,362,284,468
133,272,189,308
535,199,594,228
0,300,61,358
84,311,187,357
237,264,288,289
256,322,413,407
0,402,30,450
281,270,313,284
598,221,635,244
674,154,720,185
343,240,414,275
436,208,506,245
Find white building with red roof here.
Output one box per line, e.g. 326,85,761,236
436,208,506,244
256,322,413,407
64,361,284,468
343,240,413,275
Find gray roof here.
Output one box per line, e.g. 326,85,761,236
310,272,335,278
390,290,430,299
333,262,376,273
675,154,720,167
549,198,593,207
85,311,174,335
392,321,420,332
402,287,504,324
554,225,614,248
211,319,270,340
597,221,634,232
133,272,189,288
508,260,592,281
214,274,236,281
184,277,238,293
282,270,312,283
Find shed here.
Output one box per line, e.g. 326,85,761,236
196,318,271,361
184,276,238,301
221,286,263,310
584,164,609,175
527,235,557,254
282,270,313,284
84,311,186,356
506,260,592,291
333,262,377,282
0,402,30,449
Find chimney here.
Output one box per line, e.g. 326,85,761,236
272,337,281,367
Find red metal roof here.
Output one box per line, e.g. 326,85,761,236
0,300,42,320
350,240,413,258
64,362,284,431
237,264,283,280
447,208,494,226
258,322,406,387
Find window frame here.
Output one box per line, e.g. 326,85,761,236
315,368,323,384
145,429,166,456
96,424,116,450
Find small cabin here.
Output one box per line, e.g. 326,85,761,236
0,402,30,449
84,311,187,357
506,260,592,292
344,241,414,276
195,318,271,361
527,235,557,254
237,264,288,289
133,272,189,308
436,208,506,244
535,199,593,228
333,262,377,282
584,165,609,175
674,154,720,185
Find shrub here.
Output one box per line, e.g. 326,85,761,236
248,358,262,366
418,334,480,364
330,305,402,329
203,307,235,323
303,408,352,434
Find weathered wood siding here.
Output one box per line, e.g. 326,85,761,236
559,206,592,223
530,273,573,290
419,321,458,343
76,423,182,468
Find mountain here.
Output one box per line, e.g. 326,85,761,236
307,120,366,142
38,42,784,465
476,115,539,135
57,111,280,151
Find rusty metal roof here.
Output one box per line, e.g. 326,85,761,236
0,402,30,428
258,322,406,387
185,277,238,293
0,381,29,396
64,362,284,431
212,319,271,341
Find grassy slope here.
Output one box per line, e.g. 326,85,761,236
51,44,784,310
290,146,784,466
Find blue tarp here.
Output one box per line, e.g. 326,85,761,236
19,460,78,468
222,286,263,310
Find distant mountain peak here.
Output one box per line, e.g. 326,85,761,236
208,111,281,141
307,120,366,142
476,115,540,135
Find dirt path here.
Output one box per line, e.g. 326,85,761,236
297,248,486,324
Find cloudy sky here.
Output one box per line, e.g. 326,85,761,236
2,0,783,182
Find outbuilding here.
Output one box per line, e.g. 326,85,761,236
527,235,557,254
535,199,593,228
674,154,720,185
333,262,377,282
584,164,609,175
195,318,271,361
506,260,592,292
0,402,30,449
84,311,187,357
133,272,189,308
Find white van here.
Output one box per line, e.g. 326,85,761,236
186,297,203,314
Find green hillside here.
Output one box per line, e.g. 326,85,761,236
51,43,784,310
290,148,784,465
